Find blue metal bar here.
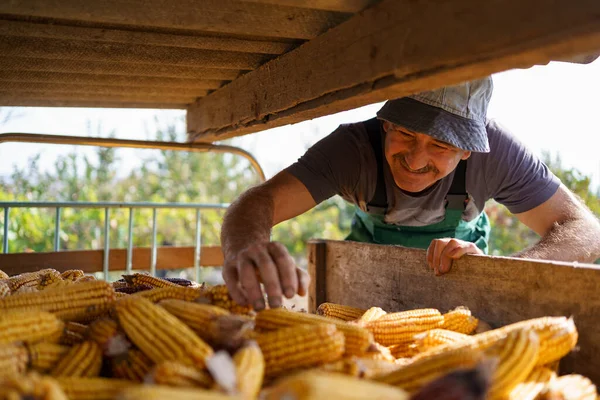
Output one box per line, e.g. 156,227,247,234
126,208,134,274
194,209,202,282
151,208,158,277
103,208,110,280
54,207,61,251
0,201,229,210
2,207,8,254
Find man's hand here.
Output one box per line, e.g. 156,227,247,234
222,241,310,311
426,238,483,275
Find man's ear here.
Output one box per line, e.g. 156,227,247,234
382,120,393,132
461,150,472,160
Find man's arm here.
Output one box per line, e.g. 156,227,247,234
513,184,600,262
220,171,317,310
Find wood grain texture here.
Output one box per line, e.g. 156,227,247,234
0,0,351,40
0,99,188,109
187,0,600,142
240,0,379,13
0,246,224,276
0,20,295,55
308,240,600,383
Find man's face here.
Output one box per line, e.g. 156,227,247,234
383,121,471,193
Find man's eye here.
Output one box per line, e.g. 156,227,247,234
433,143,449,150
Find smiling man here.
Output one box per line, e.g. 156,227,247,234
220,77,600,311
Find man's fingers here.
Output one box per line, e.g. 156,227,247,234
250,248,284,309
222,265,247,306
426,242,435,271
296,268,310,297
268,242,298,299
237,256,265,310
431,240,446,275
438,239,462,274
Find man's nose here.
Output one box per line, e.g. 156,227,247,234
404,144,429,171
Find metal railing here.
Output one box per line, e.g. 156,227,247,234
0,133,267,280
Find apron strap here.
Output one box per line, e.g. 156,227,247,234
446,159,468,211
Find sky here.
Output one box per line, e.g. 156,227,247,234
0,59,599,191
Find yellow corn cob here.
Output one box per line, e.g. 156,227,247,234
116,386,236,400
111,348,154,382
0,343,28,377
374,345,482,393
112,280,129,290
151,361,214,388
317,302,366,321
75,275,97,283
60,270,85,281
256,308,373,356
134,286,203,303
485,328,540,399
116,292,129,298
387,342,420,359
0,269,8,279
6,268,59,292
27,342,70,373
321,357,403,379
0,280,116,322
37,271,65,290
203,284,253,315
355,306,387,325
0,373,68,400
86,318,118,347
234,343,265,400
542,374,598,400
362,342,396,362
265,371,410,400
51,341,103,377
0,310,64,345
366,308,444,346
158,299,230,341
115,296,213,367
256,323,345,377
441,307,479,334
414,329,473,352
58,321,88,345
0,280,10,298
509,367,556,400
56,377,138,400
123,273,179,288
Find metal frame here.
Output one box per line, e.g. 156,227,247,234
0,133,266,280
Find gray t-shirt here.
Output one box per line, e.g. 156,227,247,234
285,119,560,226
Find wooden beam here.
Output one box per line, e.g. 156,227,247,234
0,57,245,80
0,20,295,55
0,91,196,107
240,0,379,13
0,36,271,69
308,240,600,383
0,99,188,109
0,246,224,276
187,0,600,142
0,0,351,40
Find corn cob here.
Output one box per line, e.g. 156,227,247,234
151,361,214,388
355,307,387,325
256,323,344,377
0,343,28,377
116,386,236,400
441,307,479,334
60,269,85,281
75,275,97,283
388,342,420,359
362,342,396,362
509,367,556,400
233,343,265,400
265,371,410,400
51,340,103,377
541,375,598,400
256,308,373,356
0,269,8,279
414,329,473,352
321,357,403,379
27,342,70,373
317,302,366,321
204,284,253,315
111,348,153,382
116,292,129,298
59,321,88,345
374,345,482,393
123,273,179,288
366,308,444,346
0,373,68,400
37,270,66,290
115,284,153,294
158,299,230,341
114,296,213,367
6,268,59,292
0,280,116,322
112,280,130,290
87,318,118,347
0,309,64,344
0,280,10,298
134,286,203,303
56,377,137,400
485,328,540,399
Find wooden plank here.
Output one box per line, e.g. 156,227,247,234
0,57,245,80
0,20,295,55
0,82,209,97
187,0,600,142
0,71,225,90
309,240,600,383
0,99,188,109
0,246,224,276
0,91,196,107
240,0,379,13
307,240,327,312
0,36,271,69
0,0,351,40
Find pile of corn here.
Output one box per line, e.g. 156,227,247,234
0,267,597,400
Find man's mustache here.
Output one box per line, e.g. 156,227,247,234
393,154,438,174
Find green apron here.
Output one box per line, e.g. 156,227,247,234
345,117,491,252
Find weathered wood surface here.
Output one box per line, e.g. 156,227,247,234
0,246,224,275
188,0,600,142
308,240,600,383
243,0,379,13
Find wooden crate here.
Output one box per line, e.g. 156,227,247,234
308,239,600,383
